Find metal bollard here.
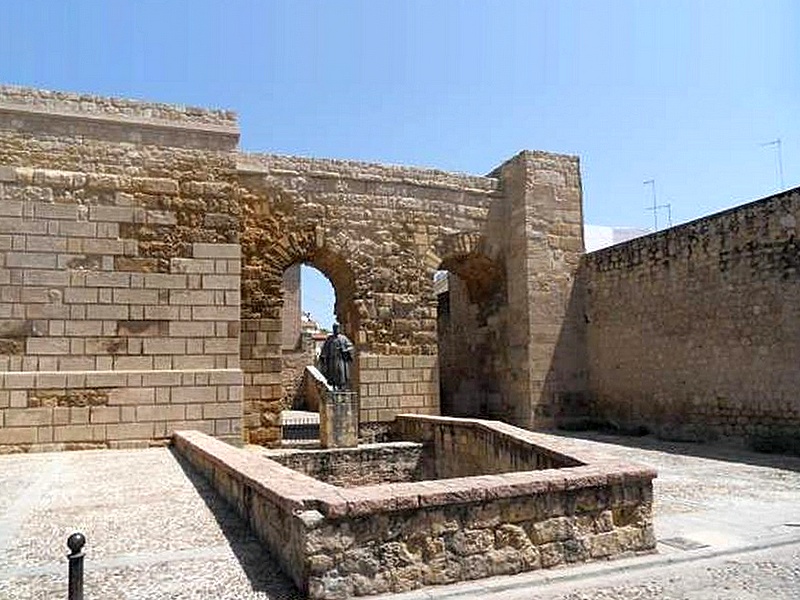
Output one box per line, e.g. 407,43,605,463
67,532,86,600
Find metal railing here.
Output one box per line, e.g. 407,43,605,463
281,415,320,441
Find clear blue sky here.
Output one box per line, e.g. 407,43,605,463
1,0,797,327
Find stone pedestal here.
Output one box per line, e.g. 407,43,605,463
319,390,359,448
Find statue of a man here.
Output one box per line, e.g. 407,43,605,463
319,323,355,390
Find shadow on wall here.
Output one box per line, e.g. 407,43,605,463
541,270,591,427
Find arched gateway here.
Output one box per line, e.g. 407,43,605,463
0,86,586,451
236,152,587,444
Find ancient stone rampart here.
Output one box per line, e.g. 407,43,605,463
236,150,586,442
0,84,588,451
583,188,800,442
0,86,243,450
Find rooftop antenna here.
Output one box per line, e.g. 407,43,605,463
761,138,784,190
644,180,658,231
644,180,672,231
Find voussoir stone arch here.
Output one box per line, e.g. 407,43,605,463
0,87,588,453
425,231,483,272
235,151,584,437
428,231,505,307
239,179,360,330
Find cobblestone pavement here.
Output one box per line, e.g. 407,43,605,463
0,434,799,599
0,448,301,600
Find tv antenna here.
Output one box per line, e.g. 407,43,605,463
644,179,672,231
761,138,784,190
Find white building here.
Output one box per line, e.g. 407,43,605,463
583,225,650,252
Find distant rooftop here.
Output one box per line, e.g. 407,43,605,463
584,224,650,252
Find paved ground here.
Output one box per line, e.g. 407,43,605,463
0,433,798,599
0,447,301,599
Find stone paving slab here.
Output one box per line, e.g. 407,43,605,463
0,433,798,599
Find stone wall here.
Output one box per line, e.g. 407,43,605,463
281,264,301,350
236,153,501,440
391,415,581,478
0,86,243,451
299,365,329,412
0,85,238,150
240,317,282,445
268,414,587,488
583,188,800,442
281,335,317,408
0,369,241,451
263,442,425,487
437,273,504,417
236,151,587,442
174,417,655,599
1,84,591,450
489,153,587,429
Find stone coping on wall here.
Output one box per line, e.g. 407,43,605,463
174,420,655,520
584,186,800,260
237,153,502,194
0,84,237,127
0,84,239,149
390,414,651,472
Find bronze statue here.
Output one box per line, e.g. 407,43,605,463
320,323,355,390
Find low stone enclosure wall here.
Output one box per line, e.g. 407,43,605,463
265,442,426,487
173,415,656,599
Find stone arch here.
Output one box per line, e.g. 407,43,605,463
240,186,358,334
239,186,361,445
234,150,585,439
426,231,482,267
429,232,508,419
428,231,505,320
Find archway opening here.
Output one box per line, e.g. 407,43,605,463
277,259,360,442
435,253,506,419
278,263,336,412
301,264,336,335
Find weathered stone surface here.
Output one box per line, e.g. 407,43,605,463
28,388,108,408
174,417,656,598
265,442,424,487
319,391,358,449
0,86,243,451
237,150,585,440
582,188,800,443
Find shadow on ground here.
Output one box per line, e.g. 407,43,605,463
550,429,800,473
170,448,305,600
